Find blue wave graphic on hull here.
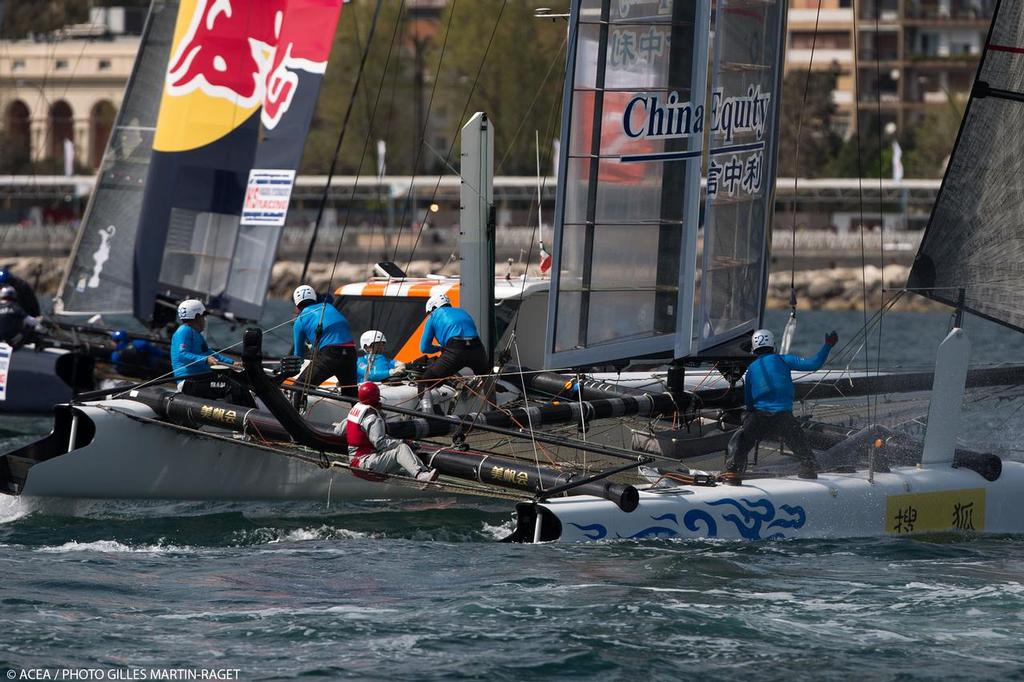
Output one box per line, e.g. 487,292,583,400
585,498,807,541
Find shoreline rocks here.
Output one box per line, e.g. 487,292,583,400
3,255,940,312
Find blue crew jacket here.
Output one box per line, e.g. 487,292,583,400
357,354,401,382
171,324,233,378
420,305,479,354
293,303,353,356
743,343,832,413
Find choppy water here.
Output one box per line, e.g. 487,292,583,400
4,309,1024,679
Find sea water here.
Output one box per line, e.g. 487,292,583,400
3,307,1024,680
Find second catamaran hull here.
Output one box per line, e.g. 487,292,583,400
10,401,428,501
512,462,1024,542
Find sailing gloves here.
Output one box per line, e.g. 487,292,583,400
825,330,839,346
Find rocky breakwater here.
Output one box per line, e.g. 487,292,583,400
765,264,938,311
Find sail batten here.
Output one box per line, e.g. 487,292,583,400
907,0,1024,332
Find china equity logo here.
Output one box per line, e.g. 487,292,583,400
622,85,772,142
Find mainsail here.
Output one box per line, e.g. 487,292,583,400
697,0,786,353
545,0,712,368
133,0,344,323
907,0,1024,332
54,1,180,316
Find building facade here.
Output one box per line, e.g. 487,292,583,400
0,8,142,173
786,0,994,137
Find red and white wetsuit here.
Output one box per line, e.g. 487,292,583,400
342,402,425,477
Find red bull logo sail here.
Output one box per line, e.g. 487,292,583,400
155,0,341,151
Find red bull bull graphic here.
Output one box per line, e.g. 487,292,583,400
136,0,343,323
156,0,341,152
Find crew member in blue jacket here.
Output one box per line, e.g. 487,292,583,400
291,284,357,400
722,327,839,483
110,330,170,380
417,293,489,411
171,299,253,406
358,329,405,382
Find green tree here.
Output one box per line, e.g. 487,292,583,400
903,95,966,177
828,118,894,178
430,0,566,175
777,67,842,177
300,0,418,176
1,0,147,39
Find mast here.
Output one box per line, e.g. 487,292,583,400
459,112,496,363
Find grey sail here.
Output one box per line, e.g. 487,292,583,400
697,0,787,353
545,0,712,368
53,1,179,317
906,0,1024,331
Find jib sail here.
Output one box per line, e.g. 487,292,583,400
54,1,180,317
907,0,1024,332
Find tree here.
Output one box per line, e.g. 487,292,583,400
827,117,894,178
300,0,418,176
777,67,842,178
1,0,147,39
903,95,966,177
430,0,565,175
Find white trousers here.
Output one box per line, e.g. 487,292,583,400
358,442,423,477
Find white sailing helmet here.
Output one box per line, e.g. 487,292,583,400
177,299,206,321
360,329,387,349
751,329,775,351
293,285,317,306
425,292,450,314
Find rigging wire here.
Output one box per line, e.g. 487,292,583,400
849,0,876,430
299,0,387,285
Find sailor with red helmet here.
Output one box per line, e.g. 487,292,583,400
341,381,439,482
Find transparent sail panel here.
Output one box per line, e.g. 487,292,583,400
907,0,1024,331
54,1,179,316
697,0,786,352
546,0,710,368
159,210,238,296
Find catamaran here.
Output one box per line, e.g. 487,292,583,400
6,0,1024,548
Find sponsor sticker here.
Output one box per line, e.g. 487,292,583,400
0,342,11,401
240,169,295,226
886,488,985,534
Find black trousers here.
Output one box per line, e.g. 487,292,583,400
180,372,256,408
293,344,357,399
726,410,815,473
418,338,490,396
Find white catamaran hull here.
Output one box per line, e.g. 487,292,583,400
524,463,1023,542
17,400,429,501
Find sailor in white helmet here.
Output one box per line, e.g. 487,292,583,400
357,330,405,382
721,327,839,485
171,299,253,406
291,284,357,402
417,292,489,412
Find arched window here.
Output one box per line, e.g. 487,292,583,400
89,100,116,169
47,100,74,162
3,100,31,170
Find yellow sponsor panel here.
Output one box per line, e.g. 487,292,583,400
886,488,985,534
152,0,261,152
